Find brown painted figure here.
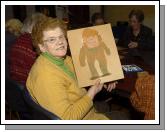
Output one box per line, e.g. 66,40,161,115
79,28,111,80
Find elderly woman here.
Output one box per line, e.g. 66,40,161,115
26,17,117,120
9,13,46,85
118,9,154,57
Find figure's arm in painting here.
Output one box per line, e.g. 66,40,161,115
79,46,86,67
102,42,111,55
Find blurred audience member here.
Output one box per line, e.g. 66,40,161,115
9,13,46,85
118,9,154,57
130,72,155,120
91,12,105,26
6,18,23,37
5,19,23,80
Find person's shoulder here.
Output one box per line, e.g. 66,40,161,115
5,31,17,39
31,55,52,70
65,56,73,63
17,32,31,39
123,26,131,34
14,33,34,49
29,55,45,69
65,55,75,69
5,31,17,43
141,25,152,33
26,55,63,90
16,33,32,43
28,55,58,79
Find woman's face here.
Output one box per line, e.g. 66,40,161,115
129,15,141,30
39,27,67,58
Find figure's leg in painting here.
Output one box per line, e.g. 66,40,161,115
98,56,110,77
88,59,100,80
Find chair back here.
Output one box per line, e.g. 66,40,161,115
5,79,32,119
22,88,61,120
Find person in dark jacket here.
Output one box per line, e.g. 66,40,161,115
118,9,154,57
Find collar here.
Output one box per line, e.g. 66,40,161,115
41,52,76,80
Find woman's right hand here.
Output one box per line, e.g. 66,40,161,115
87,79,104,100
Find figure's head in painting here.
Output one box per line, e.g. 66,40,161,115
82,28,103,49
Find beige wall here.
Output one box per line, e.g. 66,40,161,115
104,5,155,32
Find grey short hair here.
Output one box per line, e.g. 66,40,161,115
21,12,46,33
128,9,144,23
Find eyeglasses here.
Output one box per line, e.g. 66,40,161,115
43,35,66,45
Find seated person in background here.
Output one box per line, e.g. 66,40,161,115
130,72,155,120
9,13,46,85
117,9,154,57
5,19,23,80
91,12,105,26
26,17,117,120
5,18,23,37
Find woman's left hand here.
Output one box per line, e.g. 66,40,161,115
104,81,118,92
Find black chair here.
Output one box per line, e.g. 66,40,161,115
5,79,32,119
22,88,61,120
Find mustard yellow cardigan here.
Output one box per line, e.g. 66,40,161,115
26,54,109,120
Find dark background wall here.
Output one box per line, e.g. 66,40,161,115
5,5,154,31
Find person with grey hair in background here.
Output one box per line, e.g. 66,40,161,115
9,13,47,85
118,9,154,59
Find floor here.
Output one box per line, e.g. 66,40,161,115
5,103,20,120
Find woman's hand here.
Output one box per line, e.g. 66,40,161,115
104,81,118,92
87,79,104,100
128,41,138,48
